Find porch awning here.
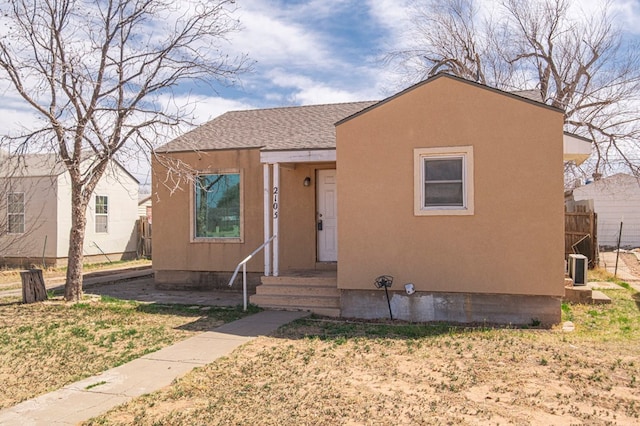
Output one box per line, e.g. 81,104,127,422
563,133,592,165
260,149,335,164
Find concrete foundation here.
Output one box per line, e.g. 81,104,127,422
154,270,261,293
340,290,561,326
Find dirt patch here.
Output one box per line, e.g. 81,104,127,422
621,253,640,279
85,331,640,425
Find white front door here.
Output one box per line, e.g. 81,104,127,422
317,169,338,262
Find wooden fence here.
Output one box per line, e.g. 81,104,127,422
137,216,152,259
565,206,597,268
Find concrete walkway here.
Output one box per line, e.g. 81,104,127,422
599,251,640,291
0,310,308,426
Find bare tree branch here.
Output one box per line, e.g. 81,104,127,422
0,0,250,300
385,0,640,183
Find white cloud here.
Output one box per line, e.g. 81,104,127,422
367,0,412,35
183,95,255,124
265,68,382,105
226,1,399,105
0,106,40,138
601,0,640,33
232,1,338,70
151,93,256,143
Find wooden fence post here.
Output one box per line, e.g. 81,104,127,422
21,269,48,303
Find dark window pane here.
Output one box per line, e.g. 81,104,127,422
8,214,24,233
424,158,462,181
8,193,24,214
7,193,25,233
95,196,108,214
195,173,241,238
425,182,464,206
95,195,108,232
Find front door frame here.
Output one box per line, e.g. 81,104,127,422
316,168,338,262
260,149,337,276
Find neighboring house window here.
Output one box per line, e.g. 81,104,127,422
194,172,241,240
414,146,474,216
7,192,25,234
95,195,108,233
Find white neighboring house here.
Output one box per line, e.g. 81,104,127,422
571,173,640,248
0,152,139,267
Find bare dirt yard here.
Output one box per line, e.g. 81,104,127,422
84,270,640,425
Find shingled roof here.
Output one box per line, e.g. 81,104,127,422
158,101,378,153
0,152,139,183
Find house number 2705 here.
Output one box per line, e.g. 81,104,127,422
273,186,279,219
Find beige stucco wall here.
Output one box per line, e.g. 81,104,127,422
336,76,565,297
153,149,264,274
278,162,336,269
152,148,336,276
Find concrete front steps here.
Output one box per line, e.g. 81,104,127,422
563,278,612,305
250,273,340,317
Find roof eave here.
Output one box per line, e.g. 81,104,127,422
260,149,336,164
335,73,564,127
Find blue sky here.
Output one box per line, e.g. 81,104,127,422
1,0,639,184
179,0,408,123
191,0,640,121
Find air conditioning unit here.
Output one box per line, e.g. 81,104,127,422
568,254,588,286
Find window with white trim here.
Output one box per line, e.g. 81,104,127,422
95,195,108,233
414,146,474,216
7,192,25,234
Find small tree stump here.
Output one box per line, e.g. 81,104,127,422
21,269,48,303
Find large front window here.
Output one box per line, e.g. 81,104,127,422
7,192,25,234
194,172,241,239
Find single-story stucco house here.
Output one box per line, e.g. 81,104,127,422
152,73,591,325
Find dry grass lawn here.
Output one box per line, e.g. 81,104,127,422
85,271,640,425
0,295,254,409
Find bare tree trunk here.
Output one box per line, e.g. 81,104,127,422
64,188,88,301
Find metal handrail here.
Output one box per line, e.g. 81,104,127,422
228,235,276,311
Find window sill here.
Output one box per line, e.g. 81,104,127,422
191,238,243,244
415,207,474,216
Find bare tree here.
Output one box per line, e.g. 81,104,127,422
385,0,640,181
0,0,249,301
